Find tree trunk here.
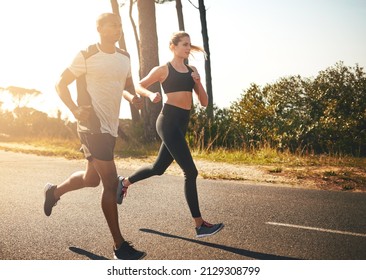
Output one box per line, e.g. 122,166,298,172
129,0,141,66
176,0,185,31
110,0,141,123
137,0,162,141
175,0,189,65
198,0,214,120
110,0,127,50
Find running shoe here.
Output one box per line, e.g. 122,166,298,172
44,183,59,216
116,176,128,205
196,221,224,238
113,241,146,260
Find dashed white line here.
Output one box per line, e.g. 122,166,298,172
266,222,366,238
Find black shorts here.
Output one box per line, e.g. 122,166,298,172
78,132,116,161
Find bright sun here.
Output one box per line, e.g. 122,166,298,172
0,0,135,119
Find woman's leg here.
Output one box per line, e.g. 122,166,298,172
124,142,174,187
156,112,202,220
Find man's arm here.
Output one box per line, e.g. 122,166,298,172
122,76,143,110
55,69,91,121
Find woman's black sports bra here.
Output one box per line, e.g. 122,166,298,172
161,62,195,94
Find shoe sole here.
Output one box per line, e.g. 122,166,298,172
196,223,224,238
113,252,146,260
44,183,57,217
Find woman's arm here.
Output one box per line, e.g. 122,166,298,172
136,65,166,103
190,66,208,107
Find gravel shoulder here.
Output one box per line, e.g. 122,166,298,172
118,156,365,193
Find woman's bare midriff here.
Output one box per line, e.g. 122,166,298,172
165,91,193,110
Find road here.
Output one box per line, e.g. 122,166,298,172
0,150,365,260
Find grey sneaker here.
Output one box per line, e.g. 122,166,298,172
196,221,224,238
116,176,128,205
44,183,59,216
114,241,146,260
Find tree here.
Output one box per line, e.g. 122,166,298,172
110,0,141,123
156,0,188,64
187,0,213,120
110,0,127,50
155,0,185,31
230,84,273,148
175,0,185,31
129,0,141,64
227,62,366,155
137,0,162,141
4,86,41,108
308,62,366,155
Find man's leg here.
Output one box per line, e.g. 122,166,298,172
44,160,101,216
90,158,124,249
54,160,101,199
92,158,145,259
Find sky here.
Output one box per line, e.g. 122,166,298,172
0,0,365,120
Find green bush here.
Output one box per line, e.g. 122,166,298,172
187,62,366,156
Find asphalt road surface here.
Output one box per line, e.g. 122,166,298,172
1,150,365,260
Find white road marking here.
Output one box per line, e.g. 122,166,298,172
266,222,366,238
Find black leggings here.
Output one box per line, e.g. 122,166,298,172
129,104,201,218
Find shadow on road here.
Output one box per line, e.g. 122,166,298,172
69,246,109,260
140,228,299,260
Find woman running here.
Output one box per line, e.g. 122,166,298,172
118,31,223,238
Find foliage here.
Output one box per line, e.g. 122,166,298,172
187,62,366,156
307,62,366,155
0,107,77,139
188,105,235,150
1,62,365,157
2,86,41,108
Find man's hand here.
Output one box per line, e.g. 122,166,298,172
72,105,92,121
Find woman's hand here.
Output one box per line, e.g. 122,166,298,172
148,92,162,103
191,71,201,84
131,95,143,110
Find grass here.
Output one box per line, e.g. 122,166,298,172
192,146,365,168
0,138,82,159
0,137,161,159
1,137,365,192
